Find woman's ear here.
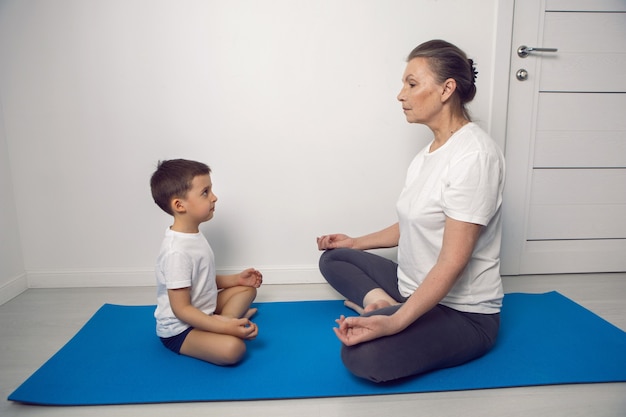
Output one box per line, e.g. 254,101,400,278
441,78,457,102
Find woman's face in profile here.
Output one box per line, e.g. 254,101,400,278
397,57,445,125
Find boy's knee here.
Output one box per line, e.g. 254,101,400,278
244,285,257,299
231,285,256,300
220,338,247,366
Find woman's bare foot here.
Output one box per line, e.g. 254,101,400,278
363,299,394,313
343,300,364,315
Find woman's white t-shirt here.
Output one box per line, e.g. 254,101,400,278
396,123,505,314
154,228,218,338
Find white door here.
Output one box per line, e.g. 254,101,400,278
501,0,626,275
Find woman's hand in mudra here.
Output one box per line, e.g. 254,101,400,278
333,314,396,346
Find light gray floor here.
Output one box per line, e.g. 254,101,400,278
2,273,625,417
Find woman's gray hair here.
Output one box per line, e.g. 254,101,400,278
408,39,477,121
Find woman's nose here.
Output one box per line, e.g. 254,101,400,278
396,88,405,102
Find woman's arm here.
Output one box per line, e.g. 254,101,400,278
392,217,482,331
317,223,400,251
334,217,482,345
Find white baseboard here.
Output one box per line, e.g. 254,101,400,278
26,266,325,288
0,273,28,305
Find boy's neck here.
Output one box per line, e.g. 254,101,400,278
170,218,201,234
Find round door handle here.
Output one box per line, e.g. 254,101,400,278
516,69,529,81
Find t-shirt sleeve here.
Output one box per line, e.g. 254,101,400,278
442,151,502,226
160,251,193,289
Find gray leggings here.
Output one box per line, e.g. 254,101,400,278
319,248,500,383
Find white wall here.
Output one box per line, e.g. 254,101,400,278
0,99,27,303
0,0,504,291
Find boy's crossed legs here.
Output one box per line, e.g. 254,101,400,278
217,285,258,319
181,286,257,365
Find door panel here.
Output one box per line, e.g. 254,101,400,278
529,169,626,239
522,240,626,274
546,0,626,12
501,0,626,275
528,205,626,240
536,93,626,131
534,93,626,167
530,169,626,206
540,12,626,91
534,131,626,168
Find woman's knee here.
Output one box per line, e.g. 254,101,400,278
319,248,353,275
341,342,395,383
318,248,338,270
319,249,350,291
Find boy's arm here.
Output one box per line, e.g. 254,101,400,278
168,287,257,339
216,268,263,289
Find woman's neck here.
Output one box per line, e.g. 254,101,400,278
429,115,469,152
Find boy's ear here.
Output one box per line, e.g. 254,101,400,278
171,198,186,214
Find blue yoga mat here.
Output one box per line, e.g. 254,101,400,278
8,291,626,405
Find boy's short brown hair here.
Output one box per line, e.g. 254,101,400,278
150,159,211,215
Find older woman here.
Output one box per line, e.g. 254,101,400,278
317,40,505,383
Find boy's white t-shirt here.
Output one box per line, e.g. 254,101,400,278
396,122,505,314
154,227,218,338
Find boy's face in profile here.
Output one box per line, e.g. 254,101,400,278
177,174,218,225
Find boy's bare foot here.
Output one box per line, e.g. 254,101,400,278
243,307,258,319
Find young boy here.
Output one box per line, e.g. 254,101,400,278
150,159,262,365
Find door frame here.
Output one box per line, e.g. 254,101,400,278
489,0,515,153
495,0,626,275
491,0,520,275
